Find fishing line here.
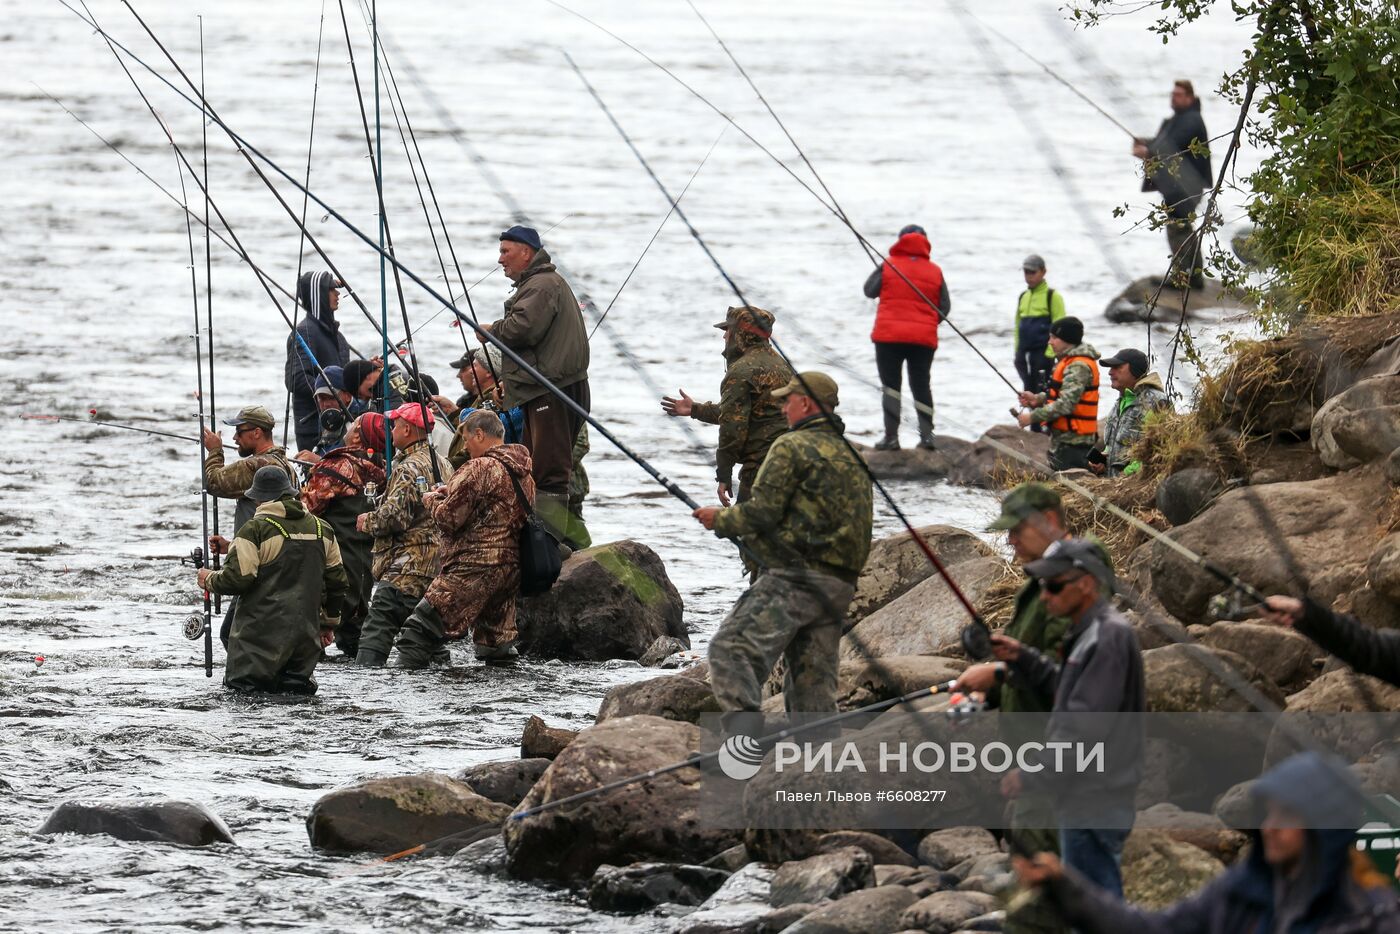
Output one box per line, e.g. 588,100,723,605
199,18,221,608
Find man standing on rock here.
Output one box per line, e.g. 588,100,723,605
480,225,590,551
1097,349,1173,477
963,538,1144,900
660,305,790,506
1014,255,1066,406
1016,317,1100,472
394,410,535,668
693,371,873,719
198,466,348,694
1134,80,1212,290
353,404,452,666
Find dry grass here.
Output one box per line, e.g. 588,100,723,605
976,559,1028,631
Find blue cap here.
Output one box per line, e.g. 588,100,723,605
499,225,542,252
314,364,346,395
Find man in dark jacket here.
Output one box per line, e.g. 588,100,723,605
1014,751,1400,933
199,466,348,694
959,538,1145,899
1262,595,1400,687
482,225,589,548
1134,80,1212,290
285,271,351,451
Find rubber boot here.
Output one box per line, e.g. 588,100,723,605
353,648,388,667
564,507,592,551
874,408,901,451
393,599,448,670
474,642,519,666
535,492,572,545
916,412,936,451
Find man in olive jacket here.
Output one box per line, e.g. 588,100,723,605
482,225,589,547
199,466,348,695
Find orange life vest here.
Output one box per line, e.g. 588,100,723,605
1046,354,1099,435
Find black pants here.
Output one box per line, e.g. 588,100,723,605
874,342,934,429
1166,198,1203,286
1049,443,1092,472
1014,318,1054,394
523,378,590,495
291,391,319,453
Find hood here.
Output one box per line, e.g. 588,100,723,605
889,230,931,261
1058,343,1099,361
724,319,774,360
1134,371,1166,394
512,248,556,286
483,442,533,479
257,496,308,520
297,271,338,325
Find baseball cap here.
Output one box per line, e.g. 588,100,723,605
1100,349,1149,378
770,371,838,408
1022,254,1046,272
1024,537,1114,588
988,482,1062,531
388,402,434,431
221,405,275,432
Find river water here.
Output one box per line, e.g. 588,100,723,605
1,1,1258,930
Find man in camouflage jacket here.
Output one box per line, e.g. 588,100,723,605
662,305,790,506
1016,317,1101,472
695,372,873,717
352,404,451,667
199,466,348,695
395,410,535,668
1097,349,1172,477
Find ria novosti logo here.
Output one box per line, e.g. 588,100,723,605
717,734,765,780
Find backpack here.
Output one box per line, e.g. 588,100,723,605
504,467,562,596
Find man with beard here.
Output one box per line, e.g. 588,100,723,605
661,305,790,507
285,271,351,452
300,413,386,660
1134,80,1212,290
202,404,299,647
394,410,535,667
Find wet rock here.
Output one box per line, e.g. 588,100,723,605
1155,467,1223,527
961,910,1008,931
816,831,915,868
1144,643,1285,712
758,903,820,932
676,862,775,934
849,525,998,624
1149,468,1389,624
458,758,550,807
586,861,731,912
596,674,720,724
505,715,742,881
640,635,691,666
856,440,962,481
1311,375,1400,469
449,833,508,873
948,425,1050,488
915,828,999,871
842,558,1010,660
1367,533,1400,603
517,540,687,661
769,846,874,907
1121,829,1225,910
706,843,753,872
784,885,919,934
38,799,234,847
1196,623,1320,693
898,890,997,933
520,715,578,760
837,656,965,710
306,772,511,854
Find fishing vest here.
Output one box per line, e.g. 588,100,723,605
1046,355,1100,435
872,254,945,349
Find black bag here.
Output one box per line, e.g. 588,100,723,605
505,467,561,596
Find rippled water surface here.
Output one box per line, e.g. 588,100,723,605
2,1,1257,930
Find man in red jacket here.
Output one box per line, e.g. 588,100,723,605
864,224,950,451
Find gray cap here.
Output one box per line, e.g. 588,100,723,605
246,465,293,503
1024,537,1114,589
1022,254,1046,272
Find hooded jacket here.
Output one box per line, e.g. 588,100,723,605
868,231,947,348
284,271,351,398
1143,99,1213,213
489,249,590,408
431,443,534,570
1042,752,1400,934
1102,371,1172,474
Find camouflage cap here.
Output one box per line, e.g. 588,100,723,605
220,405,275,432
713,305,775,337
988,481,1062,531
770,370,838,408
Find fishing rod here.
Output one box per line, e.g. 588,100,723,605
21,412,201,443
199,18,221,614
563,52,995,648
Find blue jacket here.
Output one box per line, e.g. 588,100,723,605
460,405,524,446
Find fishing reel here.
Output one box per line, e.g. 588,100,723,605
960,620,993,661
364,481,381,509
182,614,207,641
945,692,988,725
318,408,347,450
1208,588,1262,622
181,546,207,570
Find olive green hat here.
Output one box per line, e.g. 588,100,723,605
770,370,838,409
988,482,1062,531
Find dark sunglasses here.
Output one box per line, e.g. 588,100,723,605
1040,573,1086,595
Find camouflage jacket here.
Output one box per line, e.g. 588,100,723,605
361,440,450,597
204,496,348,626
1030,342,1100,447
300,447,385,516
431,443,534,570
692,343,791,486
1102,371,1172,474
712,414,873,584
569,424,590,510
203,445,299,533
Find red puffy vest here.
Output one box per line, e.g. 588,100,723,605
871,231,944,349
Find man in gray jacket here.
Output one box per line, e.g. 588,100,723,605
1097,348,1172,477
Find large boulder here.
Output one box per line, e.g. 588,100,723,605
596,674,720,724
586,861,731,912
1144,643,1286,712
837,656,966,710
1196,622,1321,693
769,846,874,907
520,715,579,760
38,799,233,846
915,827,999,871
816,831,916,868
458,758,550,807
784,885,919,934
841,558,1010,660
1121,829,1226,909
1311,374,1400,469
504,715,741,881
1264,670,1400,766
1134,803,1249,864
898,890,997,933
855,439,964,481
948,425,1050,488
1368,533,1400,604
306,773,511,854
1155,467,1224,527
674,862,775,934
1149,468,1389,624
848,525,997,624
517,540,686,660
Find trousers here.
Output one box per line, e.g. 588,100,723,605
874,342,935,436
523,378,590,496
354,582,419,665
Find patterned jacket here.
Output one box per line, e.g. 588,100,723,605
361,440,451,597
690,307,791,486
300,447,385,516
203,445,299,533
1029,342,1101,448
711,414,873,584
1101,371,1172,474
432,443,534,570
